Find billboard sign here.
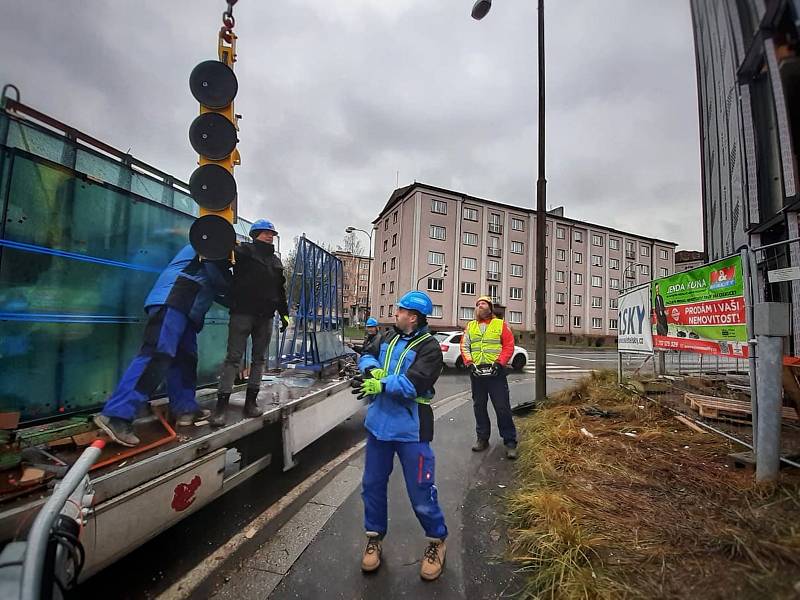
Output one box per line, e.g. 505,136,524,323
651,255,748,357
617,284,653,354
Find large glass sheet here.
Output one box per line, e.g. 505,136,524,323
5,121,67,165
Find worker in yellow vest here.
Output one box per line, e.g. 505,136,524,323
459,296,518,459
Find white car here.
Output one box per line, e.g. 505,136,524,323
433,331,529,371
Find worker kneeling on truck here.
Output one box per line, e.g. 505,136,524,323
94,244,231,447
351,290,448,581
362,316,381,355
211,219,289,427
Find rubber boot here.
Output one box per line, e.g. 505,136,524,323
243,387,263,418
210,393,230,428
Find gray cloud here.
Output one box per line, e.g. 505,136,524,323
0,0,703,252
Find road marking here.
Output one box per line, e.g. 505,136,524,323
159,389,474,600
547,353,618,362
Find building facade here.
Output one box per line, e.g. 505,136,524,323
691,0,800,351
675,250,707,273
334,251,372,325
370,183,676,341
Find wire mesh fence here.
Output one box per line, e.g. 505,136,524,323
619,350,800,468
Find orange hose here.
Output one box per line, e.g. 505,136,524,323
90,411,177,472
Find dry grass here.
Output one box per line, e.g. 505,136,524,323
507,371,800,600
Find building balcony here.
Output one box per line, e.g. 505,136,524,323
491,296,502,305
625,250,636,259
488,223,503,234
487,247,502,258
487,271,501,281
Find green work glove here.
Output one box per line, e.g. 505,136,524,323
280,315,290,332
367,368,387,380
360,377,383,397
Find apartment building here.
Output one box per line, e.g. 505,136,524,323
333,250,372,325
675,250,707,273
370,183,676,341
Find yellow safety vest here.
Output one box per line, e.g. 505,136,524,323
466,318,504,365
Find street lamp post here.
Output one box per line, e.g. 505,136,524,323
472,0,547,404
345,226,374,323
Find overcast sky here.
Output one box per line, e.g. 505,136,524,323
1,0,702,252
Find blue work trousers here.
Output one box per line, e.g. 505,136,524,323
362,432,448,540
102,306,200,421
470,369,517,447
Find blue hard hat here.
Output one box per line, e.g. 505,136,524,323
249,219,278,237
366,317,378,327
397,290,433,316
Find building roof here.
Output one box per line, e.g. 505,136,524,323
374,182,678,247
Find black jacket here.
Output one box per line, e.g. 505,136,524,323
228,241,288,317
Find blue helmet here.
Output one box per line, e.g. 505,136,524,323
366,317,378,327
397,290,433,316
249,219,277,238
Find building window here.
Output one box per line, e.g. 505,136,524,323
609,278,619,289
392,233,397,247
557,249,566,261
463,232,479,246
509,311,522,324
463,207,478,221
555,314,565,327
460,306,474,320
609,297,618,309
393,211,398,224
488,213,502,230
641,265,650,276
463,257,477,270
389,281,395,293
388,304,394,316
511,264,523,277
488,260,500,276
659,249,669,260
381,283,385,295
429,225,446,240
509,287,523,300
383,240,388,252
574,273,583,285
591,275,602,288
384,220,388,231
429,251,445,266
461,281,476,295
573,294,582,306
591,296,602,308
574,251,583,264
592,234,603,247
574,231,583,243
391,257,396,270
641,246,650,257
382,261,386,274
592,254,603,267
555,270,565,283
609,318,618,330
609,238,620,251
574,316,582,328
592,317,602,329
556,292,566,304
511,241,524,254
360,262,369,270
380,306,385,317
660,267,669,277
431,199,447,214
359,285,368,292
428,278,444,292
511,217,525,231
430,305,443,319
556,227,565,239
609,258,619,270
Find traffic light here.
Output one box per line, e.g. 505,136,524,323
187,28,240,260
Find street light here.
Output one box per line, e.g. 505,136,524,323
472,0,547,405
345,226,374,323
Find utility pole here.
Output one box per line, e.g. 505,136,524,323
534,0,548,404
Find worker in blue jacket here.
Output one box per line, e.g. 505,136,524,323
351,290,447,581
94,244,231,447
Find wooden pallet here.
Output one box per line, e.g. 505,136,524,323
683,393,799,422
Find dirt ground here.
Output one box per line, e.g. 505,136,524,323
507,371,800,600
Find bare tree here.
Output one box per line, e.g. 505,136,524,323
338,231,365,256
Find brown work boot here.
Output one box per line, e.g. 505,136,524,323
361,533,382,572
243,387,263,419
471,438,489,452
420,538,446,581
210,393,230,428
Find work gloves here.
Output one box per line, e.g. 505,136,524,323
351,371,384,400
366,367,387,380
280,315,290,332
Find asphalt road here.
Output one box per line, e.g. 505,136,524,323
72,350,610,599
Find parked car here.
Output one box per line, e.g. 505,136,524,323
433,331,529,371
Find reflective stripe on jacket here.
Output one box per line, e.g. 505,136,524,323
464,318,504,365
